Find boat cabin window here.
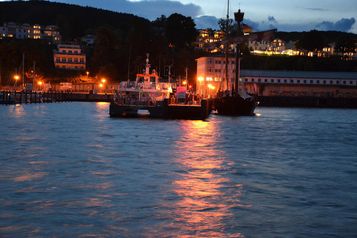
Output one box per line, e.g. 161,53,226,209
137,77,144,83
150,77,156,83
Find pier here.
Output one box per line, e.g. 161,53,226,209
0,91,113,105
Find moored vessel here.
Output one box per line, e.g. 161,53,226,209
214,3,257,116
109,54,211,120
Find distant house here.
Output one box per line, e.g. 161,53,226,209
53,44,86,70
0,22,61,42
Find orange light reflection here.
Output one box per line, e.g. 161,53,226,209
167,120,243,237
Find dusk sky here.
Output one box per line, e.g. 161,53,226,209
26,0,357,33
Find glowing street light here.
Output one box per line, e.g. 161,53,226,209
197,76,205,97
99,83,104,88
207,83,216,98
101,78,107,84
13,74,20,81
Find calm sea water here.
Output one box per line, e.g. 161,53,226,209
1,102,357,238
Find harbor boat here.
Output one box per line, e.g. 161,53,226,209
214,3,257,116
109,54,211,120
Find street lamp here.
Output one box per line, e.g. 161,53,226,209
197,76,204,97
37,80,43,91
13,74,20,87
208,83,215,98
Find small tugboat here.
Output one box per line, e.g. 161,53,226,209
214,4,257,116
109,54,211,120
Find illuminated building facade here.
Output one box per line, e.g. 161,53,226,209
53,44,86,70
196,56,357,98
0,22,61,42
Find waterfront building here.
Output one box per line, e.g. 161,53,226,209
196,56,357,98
53,44,86,70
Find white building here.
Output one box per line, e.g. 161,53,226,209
0,22,61,42
53,44,86,70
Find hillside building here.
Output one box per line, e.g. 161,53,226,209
0,22,61,42
53,44,86,70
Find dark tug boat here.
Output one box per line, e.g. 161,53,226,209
214,5,257,116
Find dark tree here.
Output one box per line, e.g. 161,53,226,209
335,36,356,54
165,13,197,49
296,30,327,53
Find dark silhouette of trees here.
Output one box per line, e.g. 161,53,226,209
335,36,356,54
296,30,327,53
165,13,197,49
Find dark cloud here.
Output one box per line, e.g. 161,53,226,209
55,0,202,20
194,16,219,29
268,16,277,24
315,18,356,32
243,19,260,31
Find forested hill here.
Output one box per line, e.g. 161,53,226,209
277,31,357,43
0,1,200,83
0,0,151,40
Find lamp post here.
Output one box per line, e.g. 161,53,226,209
13,74,20,88
197,76,204,97
37,80,43,91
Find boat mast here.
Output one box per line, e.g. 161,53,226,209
225,0,230,94
234,8,244,95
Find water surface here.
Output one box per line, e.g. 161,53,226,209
1,102,357,237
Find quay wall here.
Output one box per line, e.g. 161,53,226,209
245,83,357,98
0,91,113,104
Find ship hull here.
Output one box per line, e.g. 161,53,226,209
110,99,211,120
214,95,256,116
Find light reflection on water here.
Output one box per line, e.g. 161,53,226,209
1,103,357,237
166,120,243,237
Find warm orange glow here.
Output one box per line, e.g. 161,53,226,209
37,81,43,86
197,76,204,82
13,74,20,81
101,78,107,83
86,71,89,76
99,83,104,88
207,84,215,90
162,120,244,237
182,80,187,85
